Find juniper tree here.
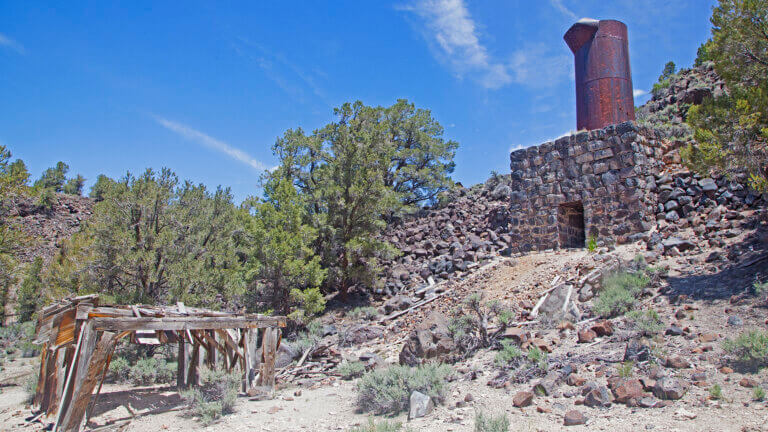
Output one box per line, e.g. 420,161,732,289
239,177,325,317
270,99,456,296
684,0,768,191
49,168,245,308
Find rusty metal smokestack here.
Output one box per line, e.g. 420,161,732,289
564,19,635,131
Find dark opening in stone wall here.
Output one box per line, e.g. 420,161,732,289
558,202,585,248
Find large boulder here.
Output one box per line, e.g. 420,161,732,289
399,312,456,366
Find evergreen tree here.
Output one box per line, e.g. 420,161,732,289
684,0,768,190
0,146,28,324
271,99,455,296
17,257,43,322
50,168,245,307
63,174,86,195
89,174,116,202
34,161,69,192
240,177,325,317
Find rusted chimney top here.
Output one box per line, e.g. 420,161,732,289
564,19,635,131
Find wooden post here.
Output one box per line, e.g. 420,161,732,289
243,328,259,392
187,341,200,387
206,330,216,368
257,327,278,390
53,321,94,430
57,329,119,432
177,332,191,389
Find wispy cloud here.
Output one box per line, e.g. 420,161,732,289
0,33,25,54
633,89,648,98
401,0,570,89
232,38,327,102
154,117,270,171
549,0,578,21
402,0,510,89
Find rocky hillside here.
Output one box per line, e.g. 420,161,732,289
9,193,93,265
378,175,516,296
635,62,726,138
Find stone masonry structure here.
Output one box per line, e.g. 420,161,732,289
507,121,667,252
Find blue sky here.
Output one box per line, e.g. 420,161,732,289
1,0,716,203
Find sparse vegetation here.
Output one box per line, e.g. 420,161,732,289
723,330,768,371
627,309,664,335
709,383,723,400
617,361,634,378
356,364,451,415
108,356,131,382
448,293,515,359
337,361,366,380
494,340,523,368
127,357,176,386
23,366,39,404
351,419,408,432
527,346,548,371
182,366,240,425
752,387,765,402
587,234,597,253
348,306,379,321
594,270,650,317
474,410,510,432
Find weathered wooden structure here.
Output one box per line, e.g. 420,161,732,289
31,295,285,432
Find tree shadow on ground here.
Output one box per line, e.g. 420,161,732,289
661,225,768,301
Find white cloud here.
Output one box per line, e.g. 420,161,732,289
549,0,578,21
633,89,648,98
508,44,571,88
0,33,25,54
154,117,270,171
402,0,570,89
403,0,511,89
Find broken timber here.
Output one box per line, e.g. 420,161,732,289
30,295,286,432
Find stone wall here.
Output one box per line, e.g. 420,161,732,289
507,121,666,252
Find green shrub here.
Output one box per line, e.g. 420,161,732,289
527,346,547,371
709,383,723,400
348,306,379,321
108,356,131,382
587,234,597,252
36,187,55,210
752,387,765,401
182,366,240,424
494,341,523,368
594,271,649,317
627,309,664,335
723,330,768,371
350,419,407,432
474,411,510,432
128,357,176,386
337,361,366,380
617,361,634,378
356,364,452,415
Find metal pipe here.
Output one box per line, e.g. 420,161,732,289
564,19,635,131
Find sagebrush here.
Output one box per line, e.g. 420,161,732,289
356,364,451,415
182,367,240,424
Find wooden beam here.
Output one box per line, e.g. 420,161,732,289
54,321,97,431
58,330,119,432
90,316,286,332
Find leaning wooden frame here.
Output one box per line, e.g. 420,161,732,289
30,295,286,432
